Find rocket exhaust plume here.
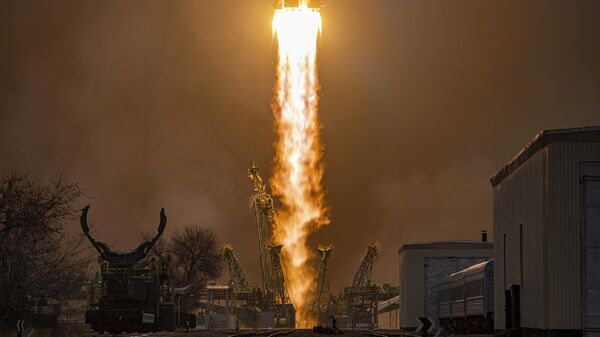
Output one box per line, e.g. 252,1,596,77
271,0,328,324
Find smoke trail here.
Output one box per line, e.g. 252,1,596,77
271,1,329,324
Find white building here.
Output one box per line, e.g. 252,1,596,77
491,126,600,337
396,240,493,330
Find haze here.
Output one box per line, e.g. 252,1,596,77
1,0,599,290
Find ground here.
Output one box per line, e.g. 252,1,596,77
81,329,434,337
2,324,492,337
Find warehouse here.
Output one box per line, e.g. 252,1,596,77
490,126,600,337
396,240,493,330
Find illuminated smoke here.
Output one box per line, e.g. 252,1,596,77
271,0,328,324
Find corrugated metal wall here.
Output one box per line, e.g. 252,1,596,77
580,162,600,333
399,249,424,328
399,250,408,328
493,149,546,330
547,142,600,329
493,141,600,331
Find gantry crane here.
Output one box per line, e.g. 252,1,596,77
247,162,295,327
220,244,261,325
342,243,382,329
311,244,334,313
269,244,295,327
352,243,379,288
223,245,248,289
247,162,276,294
269,244,291,305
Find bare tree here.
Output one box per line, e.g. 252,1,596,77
169,225,223,311
168,226,223,288
139,225,223,311
0,172,92,326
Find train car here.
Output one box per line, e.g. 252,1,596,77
437,279,452,323
438,259,494,334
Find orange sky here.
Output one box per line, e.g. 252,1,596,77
1,0,599,290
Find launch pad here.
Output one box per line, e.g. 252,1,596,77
196,164,397,330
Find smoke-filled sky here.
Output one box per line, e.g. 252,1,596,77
1,1,600,290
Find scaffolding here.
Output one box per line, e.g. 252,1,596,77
224,245,249,289
247,162,296,328
311,244,334,313
247,162,275,294
352,243,379,288
341,243,397,329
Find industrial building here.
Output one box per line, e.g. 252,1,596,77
395,240,493,330
491,126,600,337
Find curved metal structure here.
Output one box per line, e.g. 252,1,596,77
80,205,166,265
81,206,194,334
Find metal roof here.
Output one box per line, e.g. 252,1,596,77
490,125,600,187
450,259,494,278
397,240,493,254
378,295,400,313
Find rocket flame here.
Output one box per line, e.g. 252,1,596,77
271,1,328,324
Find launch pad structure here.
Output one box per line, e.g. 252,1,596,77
311,244,334,313
198,163,397,330
198,163,295,329
248,162,296,328
340,244,399,329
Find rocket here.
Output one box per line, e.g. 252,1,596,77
274,0,322,9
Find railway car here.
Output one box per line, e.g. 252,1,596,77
438,259,494,334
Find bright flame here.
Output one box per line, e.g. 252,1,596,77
271,1,328,324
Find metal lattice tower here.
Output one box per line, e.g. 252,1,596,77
352,243,379,288
312,244,334,312
247,162,276,293
223,245,248,288
269,244,291,305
